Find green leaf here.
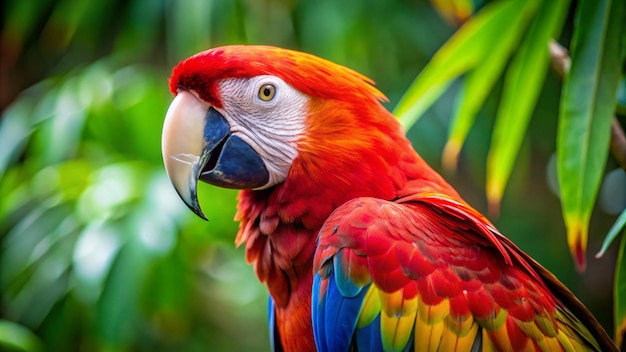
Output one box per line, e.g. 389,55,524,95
486,0,571,211
0,81,58,176
0,320,43,352
557,0,624,271
393,0,535,130
614,230,626,347
34,76,88,166
443,0,540,171
596,207,626,257
96,238,150,350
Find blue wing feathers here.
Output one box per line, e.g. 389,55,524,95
324,272,364,351
313,266,373,351
354,314,384,351
312,272,328,351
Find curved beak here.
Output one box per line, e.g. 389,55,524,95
161,91,269,220
162,91,214,219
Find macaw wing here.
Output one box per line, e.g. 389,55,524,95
312,193,608,352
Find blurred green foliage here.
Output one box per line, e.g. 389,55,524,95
0,0,623,351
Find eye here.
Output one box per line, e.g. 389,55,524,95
258,84,276,102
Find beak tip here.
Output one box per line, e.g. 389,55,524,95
176,187,208,221
192,206,209,221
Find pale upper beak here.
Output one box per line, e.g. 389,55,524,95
161,90,269,220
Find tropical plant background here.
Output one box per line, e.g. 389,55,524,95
1,0,624,351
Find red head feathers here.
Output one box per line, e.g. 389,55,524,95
169,45,387,108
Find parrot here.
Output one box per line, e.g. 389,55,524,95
161,45,617,351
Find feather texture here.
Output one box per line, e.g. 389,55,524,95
312,194,614,351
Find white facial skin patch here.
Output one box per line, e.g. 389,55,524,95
216,76,308,189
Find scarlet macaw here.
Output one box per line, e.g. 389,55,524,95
161,45,617,351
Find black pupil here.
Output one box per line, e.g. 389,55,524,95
263,86,272,97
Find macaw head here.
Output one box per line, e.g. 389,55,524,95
162,45,408,220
